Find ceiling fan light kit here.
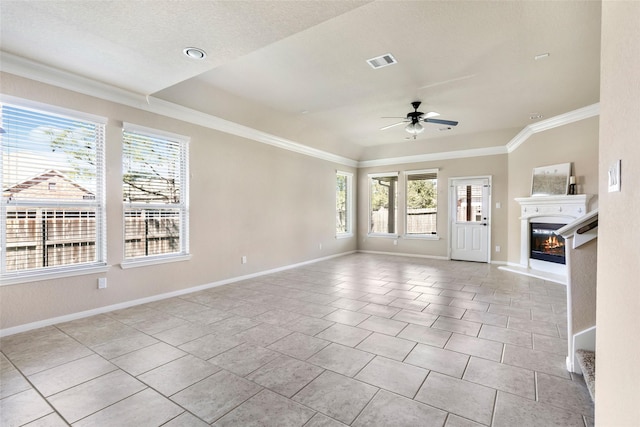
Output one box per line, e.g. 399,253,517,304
405,121,424,134
380,101,459,137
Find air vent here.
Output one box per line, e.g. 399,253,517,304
366,53,397,69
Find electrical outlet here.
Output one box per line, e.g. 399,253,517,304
319,243,322,250
496,202,501,209
241,256,247,264
495,245,501,252
393,239,398,246
98,278,107,289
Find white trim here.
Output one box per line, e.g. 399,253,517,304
0,264,110,286
0,52,358,168
335,233,353,239
368,171,399,178
367,233,400,239
404,169,439,237
336,170,354,236
0,94,108,125
1,53,599,168
0,250,356,337
120,254,191,269
403,234,440,240
358,146,507,168
357,250,448,260
506,104,600,153
123,122,189,143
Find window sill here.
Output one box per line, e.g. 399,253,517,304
335,233,353,240
403,234,440,240
0,263,110,286
120,254,191,269
367,233,400,239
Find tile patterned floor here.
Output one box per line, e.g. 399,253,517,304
0,254,594,426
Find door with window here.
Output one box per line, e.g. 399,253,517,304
450,178,491,262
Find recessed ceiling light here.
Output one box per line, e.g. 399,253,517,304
529,113,544,120
183,47,207,60
534,53,550,60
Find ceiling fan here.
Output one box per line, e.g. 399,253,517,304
380,101,459,137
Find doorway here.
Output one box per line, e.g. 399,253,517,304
449,177,491,263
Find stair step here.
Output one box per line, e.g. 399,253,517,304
576,349,595,402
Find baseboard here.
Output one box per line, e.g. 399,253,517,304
0,250,357,338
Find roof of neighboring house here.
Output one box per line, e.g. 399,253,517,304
3,169,95,200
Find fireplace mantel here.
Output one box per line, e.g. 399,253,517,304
515,195,593,219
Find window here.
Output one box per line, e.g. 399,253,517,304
369,172,398,235
455,183,483,223
1,102,106,282
405,169,438,236
122,124,188,263
336,171,353,237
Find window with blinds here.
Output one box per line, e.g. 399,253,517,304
122,124,188,261
1,102,106,279
405,169,438,236
336,171,353,236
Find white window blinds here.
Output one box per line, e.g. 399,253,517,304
122,124,188,260
1,102,106,277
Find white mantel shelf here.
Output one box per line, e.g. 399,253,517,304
515,194,593,219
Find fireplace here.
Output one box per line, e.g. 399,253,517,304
530,222,566,265
506,194,592,280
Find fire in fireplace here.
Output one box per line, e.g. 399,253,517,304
530,222,567,265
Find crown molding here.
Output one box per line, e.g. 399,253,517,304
357,145,508,168
506,103,600,153
0,52,358,168
1,52,598,169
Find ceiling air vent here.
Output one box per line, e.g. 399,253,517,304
367,53,397,69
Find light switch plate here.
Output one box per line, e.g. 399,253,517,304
608,159,621,192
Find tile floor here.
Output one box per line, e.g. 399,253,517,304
0,253,594,426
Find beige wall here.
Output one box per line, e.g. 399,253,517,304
506,117,600,264
358,154,509,262
596,1,640,425
0,73,357,330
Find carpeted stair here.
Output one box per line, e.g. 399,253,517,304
576,349,595,402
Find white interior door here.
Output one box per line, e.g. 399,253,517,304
450,178,491,263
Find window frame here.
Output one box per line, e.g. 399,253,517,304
368,172,399,238
335,170,354,239
0,97,108,285
404,168,439,240
120,123,190,268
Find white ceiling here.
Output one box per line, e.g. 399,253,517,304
0,1,601,161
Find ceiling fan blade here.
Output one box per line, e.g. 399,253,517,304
423,111,440,119
424,118,459,126
380,121,407,131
